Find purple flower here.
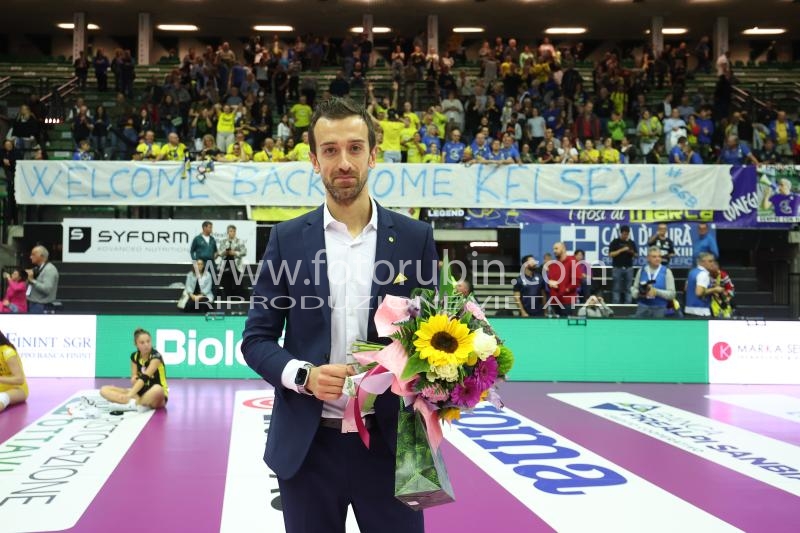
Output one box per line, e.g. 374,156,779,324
450,376,482,408
474,356,499,390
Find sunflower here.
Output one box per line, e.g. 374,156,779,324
413,314,475,368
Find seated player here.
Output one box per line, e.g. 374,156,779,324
0,330,28,412
100,328,168,412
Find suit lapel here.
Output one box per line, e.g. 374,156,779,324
303,205,331,327
371,204,397,310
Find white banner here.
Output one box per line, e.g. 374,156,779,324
706,394,800,424
1,315,96,377
550,392,800,497
16,162,734,209
0,391,154,532
61,218,257,264
708,321,800,384
220,390,359,532
444,403,739,532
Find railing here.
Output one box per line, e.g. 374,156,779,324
41,76,79,104
0,76,10,99
730,85,774,120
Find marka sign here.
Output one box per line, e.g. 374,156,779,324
709,321,800,384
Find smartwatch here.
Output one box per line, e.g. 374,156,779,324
294,363,313,395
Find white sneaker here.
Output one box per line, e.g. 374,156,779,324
67,396,100,418
117,399,138,412
136,404,153,413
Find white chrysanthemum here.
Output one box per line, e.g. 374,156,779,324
472,329,498,361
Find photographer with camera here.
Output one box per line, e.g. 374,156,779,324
609,225,637,304
216,224,248,299
708,259,735,319
630,246,676,318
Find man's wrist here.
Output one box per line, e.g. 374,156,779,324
294,363,314,395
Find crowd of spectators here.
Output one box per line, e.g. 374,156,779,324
3,32,799,168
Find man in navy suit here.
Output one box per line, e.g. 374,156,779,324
242,97,437,533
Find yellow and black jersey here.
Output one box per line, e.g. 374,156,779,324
0,344,28,395
130,349,168,397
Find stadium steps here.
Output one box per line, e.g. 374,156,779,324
54,262,252,315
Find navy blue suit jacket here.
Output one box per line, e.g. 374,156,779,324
242,202,438,479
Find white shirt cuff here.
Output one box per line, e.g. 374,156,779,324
281,359,311,393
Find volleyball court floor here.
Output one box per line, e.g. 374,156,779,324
2,379,800,532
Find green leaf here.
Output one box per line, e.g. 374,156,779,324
439,250,454,298
402,353,431,381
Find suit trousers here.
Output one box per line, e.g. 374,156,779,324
277,424,424,533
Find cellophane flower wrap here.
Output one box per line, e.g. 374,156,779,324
346,252,515,510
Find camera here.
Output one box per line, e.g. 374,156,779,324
639,280,655,297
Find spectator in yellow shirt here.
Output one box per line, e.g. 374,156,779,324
289,95,313,141
430,104,447,140
399,116,418,162
253,138,285,162
378,109,405,163
226,131,254,158
134,130,160,161
215,104,238,152
375,130,385,163
157,133,187,161
286,131,311,162
402,101,420,131
422,143,442,163
405,132,427,163
600,137,621,164
500,56,514,78
223,142,250,162
579,139,601,164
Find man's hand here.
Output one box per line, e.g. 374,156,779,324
548,280,559,289
646,287,657,299
306,364,356,401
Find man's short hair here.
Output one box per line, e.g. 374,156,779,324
521,254,534,264
227,224,236,232
33,245,49,259
678,136,687,144
308,97,376,155
202,220,212,229
648,246,661,255
574,248,586,257
620,225,631,233
698,251,715,263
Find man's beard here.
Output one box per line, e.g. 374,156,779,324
324,174,367,205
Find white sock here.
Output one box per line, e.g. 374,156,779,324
126,399,137,409
0,392,9,408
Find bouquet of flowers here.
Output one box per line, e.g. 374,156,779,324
345,253,514,509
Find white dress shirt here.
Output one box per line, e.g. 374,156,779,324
281,197,378,419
